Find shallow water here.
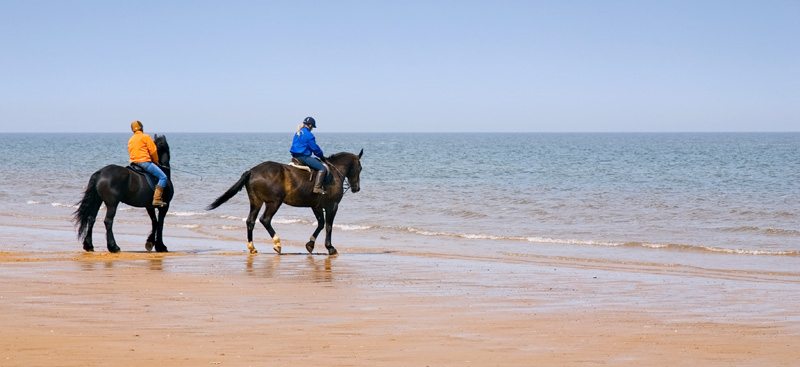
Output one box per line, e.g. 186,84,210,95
1,132,799,272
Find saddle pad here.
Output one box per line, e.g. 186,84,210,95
127,165,157,190
288,162,311,171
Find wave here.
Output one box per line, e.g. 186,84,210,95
718,226,800,236
441,209,488,219
385,226,799,257
764,228,800,235
175,224,200,229
169,211,208,217
336,224,374,231
730,209,796,218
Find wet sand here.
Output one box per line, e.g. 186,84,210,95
1,217,800,366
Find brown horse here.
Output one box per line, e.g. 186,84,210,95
207,150,363,256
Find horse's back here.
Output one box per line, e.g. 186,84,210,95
92,164,157,207
248,161,291,188
247,161,317,205
94,164,130,185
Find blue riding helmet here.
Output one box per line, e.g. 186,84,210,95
303,117,316,128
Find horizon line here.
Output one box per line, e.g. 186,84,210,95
1,131,799,134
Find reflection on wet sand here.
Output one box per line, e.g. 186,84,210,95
78,252,115,271
306,255,333,283
149,257,163,271
66,250,338,283
244,253,334,282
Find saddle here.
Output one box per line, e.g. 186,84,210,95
127,164,158,190
288,158,333,184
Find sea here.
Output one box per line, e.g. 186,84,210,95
1,132,799,273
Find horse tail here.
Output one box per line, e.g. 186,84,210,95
73,171,103,240
206,171,250,210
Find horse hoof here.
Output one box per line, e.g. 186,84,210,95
305,241,315,253
108,246,121,254
155,245,169,253
247,241,258,254
328,248,338,257
273,244,281,254
145,241,154,252
83,245,94,252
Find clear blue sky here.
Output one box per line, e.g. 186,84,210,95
1,1,797,132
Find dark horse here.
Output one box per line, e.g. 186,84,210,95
207,150,363,256
73,135,173,253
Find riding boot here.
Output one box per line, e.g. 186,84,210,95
152,185,167,207
312,171,326,194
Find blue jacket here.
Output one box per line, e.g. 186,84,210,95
290,127,324,157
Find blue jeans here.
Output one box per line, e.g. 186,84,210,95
137,162,168,187
292,154,327,173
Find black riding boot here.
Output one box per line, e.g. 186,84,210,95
312,171,326,194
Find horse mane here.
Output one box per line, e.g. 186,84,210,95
327,152,351,161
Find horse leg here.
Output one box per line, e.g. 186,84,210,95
323,203,339,256
259,201,283,254
82,207,100,252
245,203,261,254
154,205,169,252
306,207,325,253
145,207,157,252
103,203,121,253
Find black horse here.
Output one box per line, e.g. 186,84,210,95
74,135,173,253
207,150,363,256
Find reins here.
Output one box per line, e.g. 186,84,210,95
168,166,203,180
328,163,350,194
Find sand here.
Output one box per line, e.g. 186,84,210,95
1,244,799,367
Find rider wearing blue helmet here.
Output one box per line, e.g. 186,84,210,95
290,117,327,194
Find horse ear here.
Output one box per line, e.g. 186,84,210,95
358,149,363,158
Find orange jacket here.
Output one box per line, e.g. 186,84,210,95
128,131,159,164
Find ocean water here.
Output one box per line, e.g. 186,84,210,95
1,133,799,268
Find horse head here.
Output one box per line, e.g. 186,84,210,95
153,134,170,168
329,149,363,193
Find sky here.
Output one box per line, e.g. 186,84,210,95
0,0,797,133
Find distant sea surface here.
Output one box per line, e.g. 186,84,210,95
1,133,798,271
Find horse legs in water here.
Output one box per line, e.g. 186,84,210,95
305,207,326,253
258,201,283,254
146,207,157,251
323,202,339,256
304,204,339,256
245,203,260,254
145,207,169,252
243,200,283,254
154,206,169,252
81,205,101,252
103,202,121,253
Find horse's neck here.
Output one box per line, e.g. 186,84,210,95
329,160,348,177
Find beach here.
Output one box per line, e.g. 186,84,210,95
1,133,799,365
2,213,799,367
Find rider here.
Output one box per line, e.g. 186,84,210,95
128,120,168,207
290,116,327,194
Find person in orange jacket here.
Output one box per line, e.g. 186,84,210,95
128,120,167,206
